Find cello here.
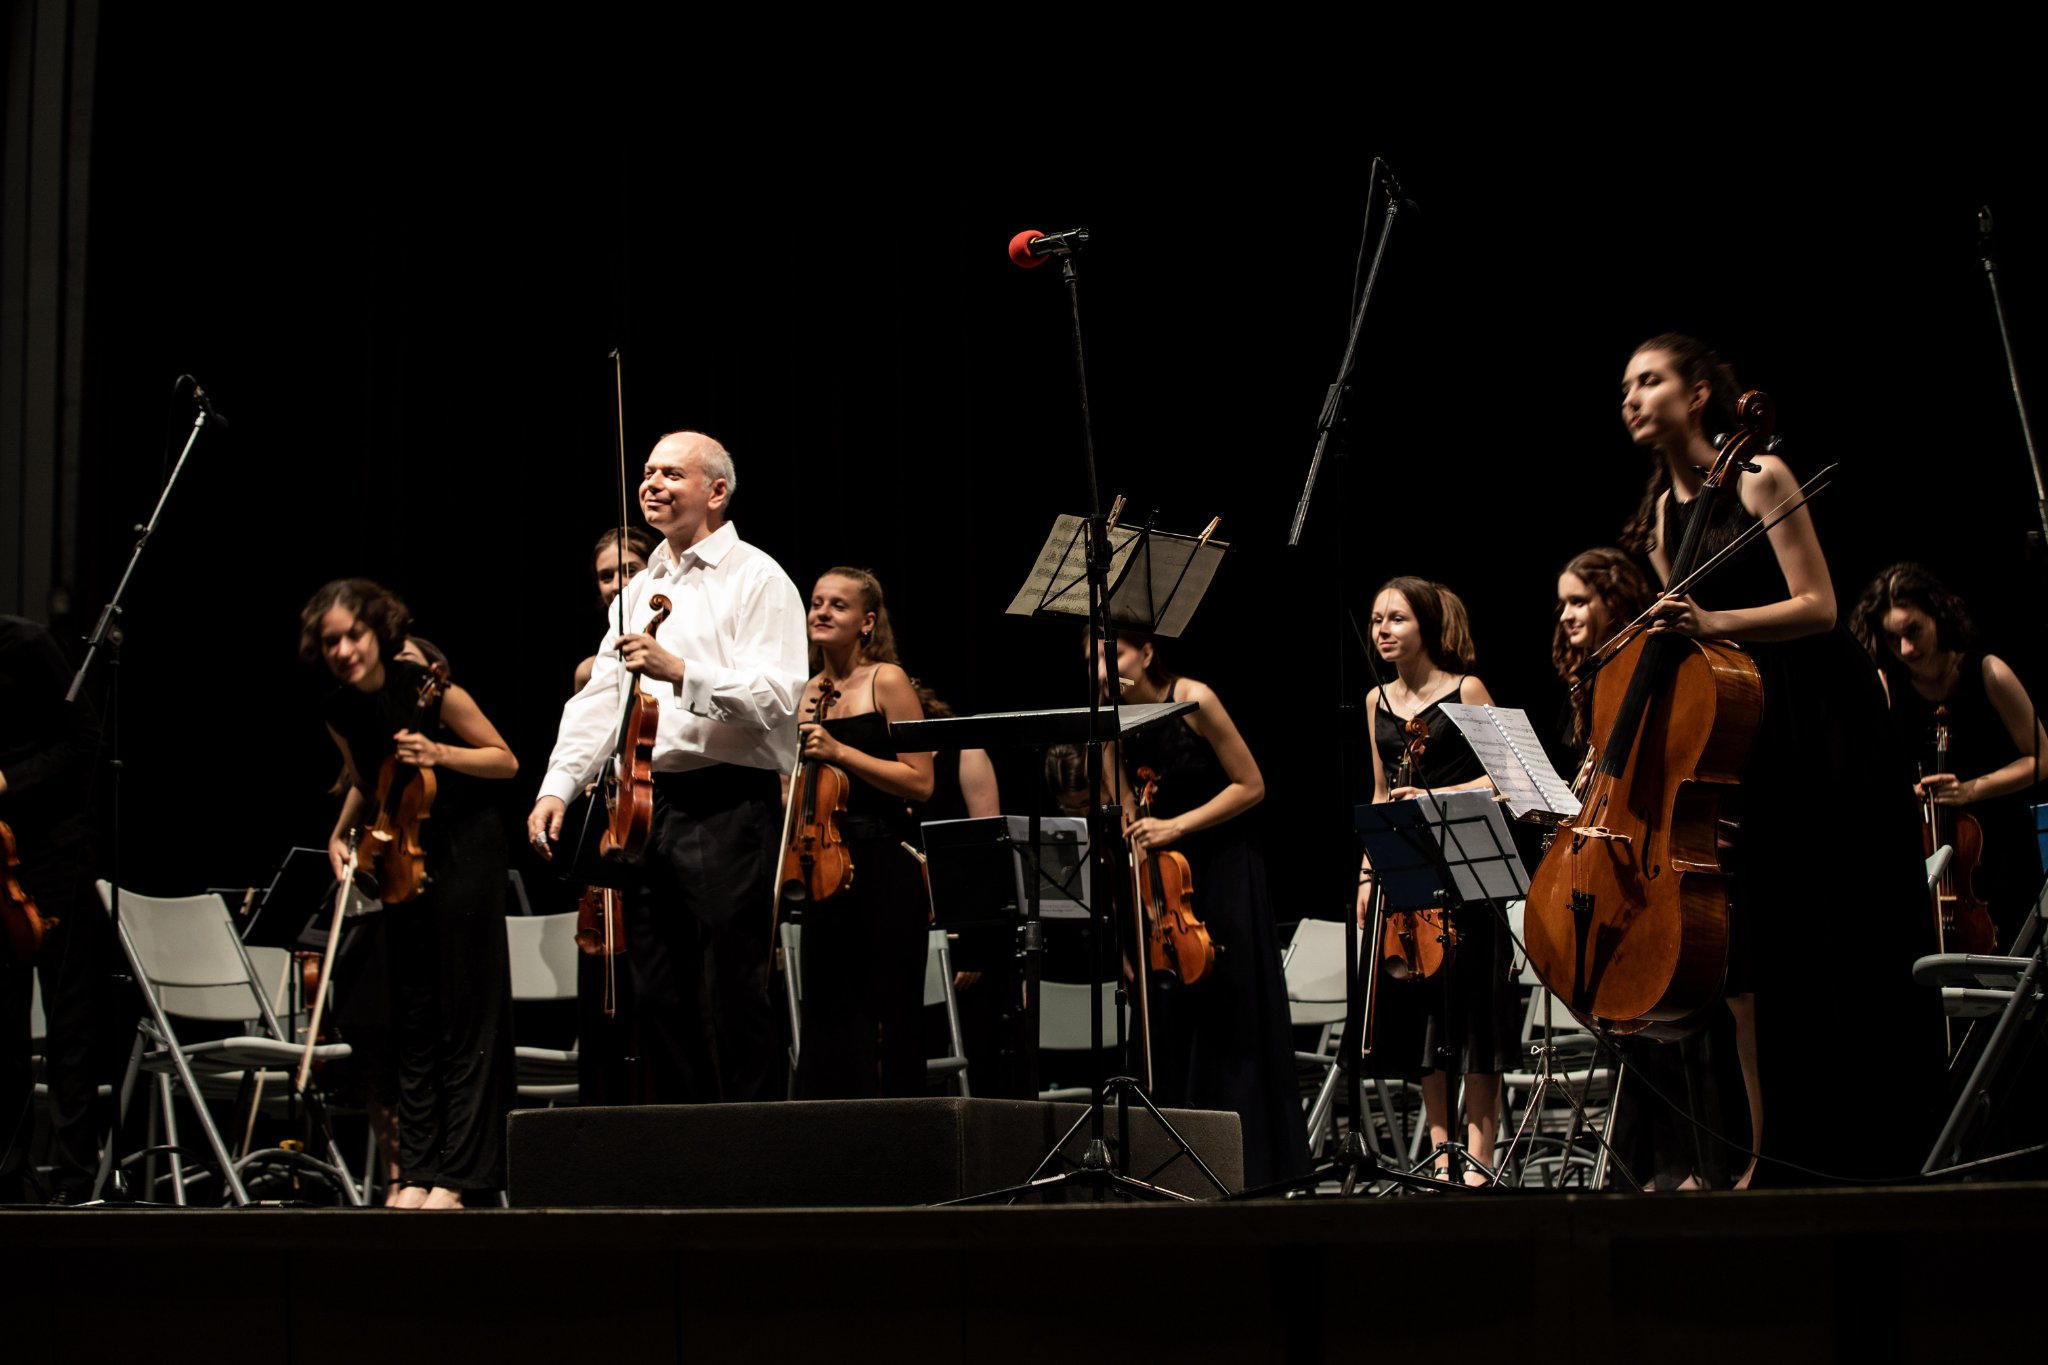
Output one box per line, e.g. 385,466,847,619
354,662,449,904
1523,392,1776,1036
1129,766,1217,989
1921,707,1998,955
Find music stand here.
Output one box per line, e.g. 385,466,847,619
232,846,376,951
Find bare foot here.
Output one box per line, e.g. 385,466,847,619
420,1186,465,1210
389,1185,428,1210
1732,1159,1757,1192
1462,1170,1489,1188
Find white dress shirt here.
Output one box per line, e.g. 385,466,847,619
538,521,807,804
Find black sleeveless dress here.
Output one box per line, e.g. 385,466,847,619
324,659,516,1193
1121,687,1308,1190
793,701,932,1100
1885,652,2042,946
1660,488,1945,1183
1367,679,1520,1080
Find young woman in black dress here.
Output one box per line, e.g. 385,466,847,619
304,579,518,1209
1104,631,1307,1191
1617,333,1943,1184
790,567,936,1099
1356,576,1517,1184
1852,562,2048,946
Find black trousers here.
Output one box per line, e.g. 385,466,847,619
0,845,120,1202
629,766,783,1104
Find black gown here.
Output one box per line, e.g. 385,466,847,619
325,660,516,1193
1660,489,1945,1184
1884,651,2043,947
1367,679,1520,1080
1121,687,1308,1190
793,706,931,1099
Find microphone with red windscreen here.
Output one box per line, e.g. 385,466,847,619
1008,226,1090,269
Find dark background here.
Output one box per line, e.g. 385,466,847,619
48,15,2048,922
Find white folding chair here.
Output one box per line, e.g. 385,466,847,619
95,882,362,1206
779,921,973,1095
1035,979,1122,1102
1496,900,1621,1188
1283,917,1421,1167
505,911,581,1105
925,930,971,1096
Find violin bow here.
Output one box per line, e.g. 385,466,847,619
297,830,358,1092
1575,462,1840,689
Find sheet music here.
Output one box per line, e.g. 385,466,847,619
1436,703,1582,821
1006,514,1143,619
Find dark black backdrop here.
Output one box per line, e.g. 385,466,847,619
62,15,2047,926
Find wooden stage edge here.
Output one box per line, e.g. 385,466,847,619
5,1183,2046,1360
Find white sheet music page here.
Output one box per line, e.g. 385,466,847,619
1436,703,1582,821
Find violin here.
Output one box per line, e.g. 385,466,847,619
1922,706,1997,956
0,820,57,963
778,682,855,905
575,885,627,1018
355,662,449,905
1378,712,1454,981
600,594,673,866
1524,392,1775,1037
1130,766,1217,989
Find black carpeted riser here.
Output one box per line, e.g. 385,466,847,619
508,1097,1243,1206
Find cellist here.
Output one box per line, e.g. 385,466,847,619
1104,630,1307,1191
1613,333,1943,1185
305,580,518,1208
527,432,807,1105
788,567,934,1099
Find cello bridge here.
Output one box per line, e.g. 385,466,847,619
1569,825,1632,844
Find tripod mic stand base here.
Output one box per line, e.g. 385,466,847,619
939,1078,1231,1205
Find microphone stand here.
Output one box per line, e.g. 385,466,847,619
69,385,220,988
1245,162,1462,1199
952,237,1227,1204
1979,209,2046,549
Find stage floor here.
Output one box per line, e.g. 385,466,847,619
5,1182,2043,1361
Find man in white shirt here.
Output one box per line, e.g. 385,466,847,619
527,432,806,1103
